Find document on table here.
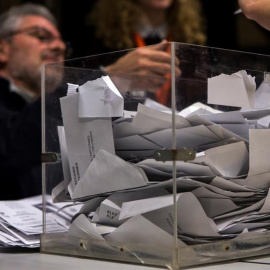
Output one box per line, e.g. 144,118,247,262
0,195,81,248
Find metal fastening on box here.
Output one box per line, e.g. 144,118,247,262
154,149,196,162
42,152,58,163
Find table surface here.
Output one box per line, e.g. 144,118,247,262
0,252,269,270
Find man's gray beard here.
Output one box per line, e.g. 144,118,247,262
10,66,42,94
10,64,64,95
43,65,64,94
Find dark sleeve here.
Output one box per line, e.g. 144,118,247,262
0,99,42,199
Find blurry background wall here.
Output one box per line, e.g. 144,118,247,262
1,0,270,58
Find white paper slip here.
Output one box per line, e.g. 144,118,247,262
57,126,72,193
208,70,256,108
60,93,115,195
248,129,270,176
68,214,104,241
0,201,44,230
254,82,270,108
105,215,186,248
119,193,181,220
144,97,171,112
98,188,169,226
78,76,123,118
178,102,222,117
67,83,79,95
143,192,220,237
72,149,148,199
193,141,249,178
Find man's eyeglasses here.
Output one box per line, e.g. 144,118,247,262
4,26,72,58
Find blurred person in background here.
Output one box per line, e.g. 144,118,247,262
0,3,66,199
87,0,206,106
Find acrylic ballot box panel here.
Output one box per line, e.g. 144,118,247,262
41,43,270,269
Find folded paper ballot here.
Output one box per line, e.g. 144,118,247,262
208,70,256,108
193,141,249,178
72,149,149,199
98,188,168,226
104,214,186,248
78,76,124,118
245,129,270,189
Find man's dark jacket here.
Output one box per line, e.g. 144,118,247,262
0,77,42,199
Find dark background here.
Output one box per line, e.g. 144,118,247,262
1,0,270,58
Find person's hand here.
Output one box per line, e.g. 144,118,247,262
238,0,257,9
238,0,270,31
104,41,181,91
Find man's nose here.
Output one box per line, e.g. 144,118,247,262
48,38,66,57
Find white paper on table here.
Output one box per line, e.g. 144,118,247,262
105,214,186,248
208,70,256,108
0,201,44,230
0,222,40,245
78,76,123,118
60,94,115,195
72,149,148,199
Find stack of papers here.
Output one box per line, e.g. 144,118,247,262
0,196,81,248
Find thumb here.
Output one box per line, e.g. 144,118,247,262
148,39,169,51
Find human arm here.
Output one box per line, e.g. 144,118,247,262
104,41,181,92
238,0,270,30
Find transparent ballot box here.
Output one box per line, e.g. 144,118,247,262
41,42,270,269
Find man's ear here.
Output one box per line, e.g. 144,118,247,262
0,38,10,63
